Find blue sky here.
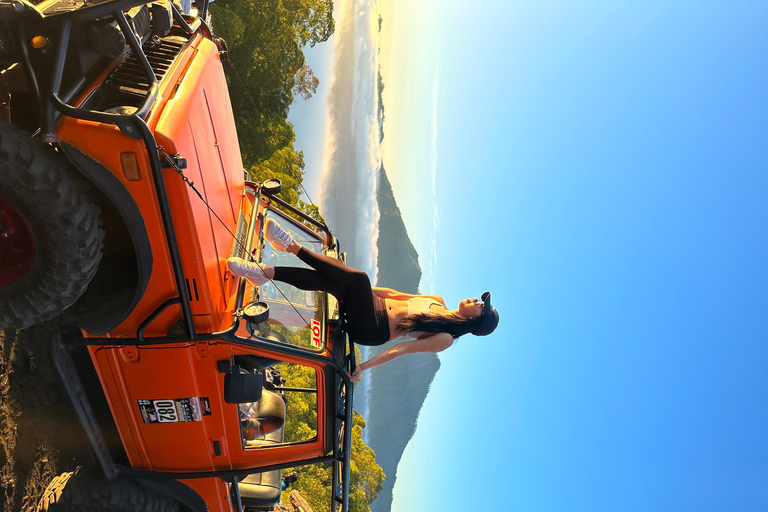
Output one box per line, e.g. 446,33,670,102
290,1,768,510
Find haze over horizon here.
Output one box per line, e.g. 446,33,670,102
290,2,768,511
311,0,381,280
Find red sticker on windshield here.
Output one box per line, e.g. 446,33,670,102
311,319,322,348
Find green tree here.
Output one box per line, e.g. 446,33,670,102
297,200,325,224
348,412,385,512
277,361,318,442
293,63,320,100
277,367,384,512
247,146,306,205
211,0,334,166
283,0,335,47
210,0,333,230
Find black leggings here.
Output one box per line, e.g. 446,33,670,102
273,248,390,346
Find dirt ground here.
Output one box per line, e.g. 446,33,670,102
0,325,92,512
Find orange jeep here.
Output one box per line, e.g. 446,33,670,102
0,1,355,511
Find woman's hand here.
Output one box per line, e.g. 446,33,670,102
347,365,363,383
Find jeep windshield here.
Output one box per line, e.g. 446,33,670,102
254,210,327,351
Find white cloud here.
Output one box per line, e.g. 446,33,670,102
317,0,381,278
426,50,441,293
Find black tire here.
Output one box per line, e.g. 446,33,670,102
37,467,180,512
0,123,104,329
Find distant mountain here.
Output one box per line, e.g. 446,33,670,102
375,165,421,293
367,165,441,512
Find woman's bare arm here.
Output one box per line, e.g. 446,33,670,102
348,333,453,382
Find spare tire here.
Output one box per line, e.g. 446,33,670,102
0,123,104,329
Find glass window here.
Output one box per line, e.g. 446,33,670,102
239,362,318,449
255,211,327,351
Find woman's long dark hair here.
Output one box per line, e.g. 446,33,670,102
397,313,482,340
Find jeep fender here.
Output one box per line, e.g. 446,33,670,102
59,143,153,335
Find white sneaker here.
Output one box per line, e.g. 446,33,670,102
264,219,295,252
227,257,269,286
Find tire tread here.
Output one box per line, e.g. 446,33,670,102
0,123,104,328
37,467,179,512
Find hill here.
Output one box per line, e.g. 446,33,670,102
367,165,441,512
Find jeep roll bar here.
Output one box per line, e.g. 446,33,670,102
171,3,202,34
9,0,158,139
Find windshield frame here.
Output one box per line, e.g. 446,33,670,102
254,207,329,353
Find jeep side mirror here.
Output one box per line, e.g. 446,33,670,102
223,365,263,404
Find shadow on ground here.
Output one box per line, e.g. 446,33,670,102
0,325,92,512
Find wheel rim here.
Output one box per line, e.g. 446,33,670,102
0,199,36,286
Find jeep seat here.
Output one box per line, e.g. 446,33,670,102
238,460,282,510
239,393,286,510
241,389,286,441
234,354,283,372
254,389,285,433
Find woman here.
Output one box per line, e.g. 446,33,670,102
227,219,500,382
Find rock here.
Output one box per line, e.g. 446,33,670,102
277,489,314,512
